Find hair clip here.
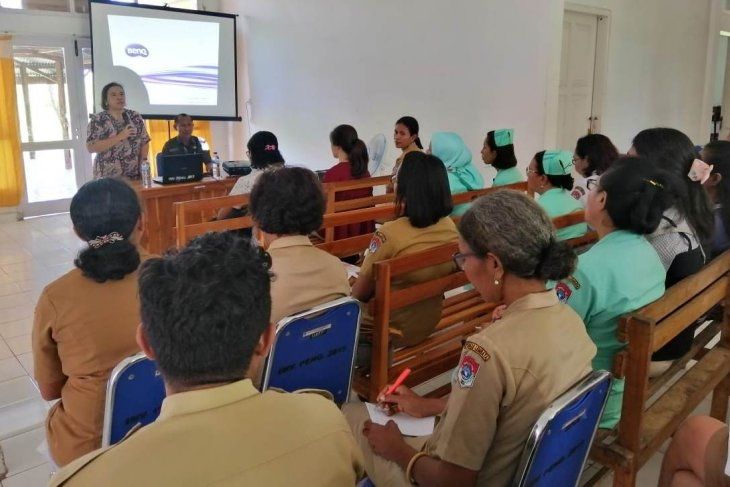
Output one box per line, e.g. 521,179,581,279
88,232,124,249
264,145,277,151
644,179,664,189
687,159,713,184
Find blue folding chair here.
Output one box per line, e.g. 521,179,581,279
101,353,166,447
512,370,611,487
262,297,361,405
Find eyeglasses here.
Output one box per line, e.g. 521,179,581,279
586,178,599,191
452,251,480,270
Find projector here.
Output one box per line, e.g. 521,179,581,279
222,161,253,177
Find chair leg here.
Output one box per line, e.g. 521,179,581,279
612,465,636,487
710,374,730,421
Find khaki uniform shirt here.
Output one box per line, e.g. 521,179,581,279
360,217,458,346
269,235,350,324
32,256,149,466
424,291,596,486
50,379,365,486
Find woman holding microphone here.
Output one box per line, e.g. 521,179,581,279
86,82,150,179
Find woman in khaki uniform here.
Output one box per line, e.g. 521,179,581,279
352,151,458,351
389,116,423,191
345,190,596,486
32,178,148,466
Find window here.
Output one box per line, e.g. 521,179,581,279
0,0,198,13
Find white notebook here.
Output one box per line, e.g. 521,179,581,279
365,402,435,437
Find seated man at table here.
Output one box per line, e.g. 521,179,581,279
161,113,212,167
50,232,364,486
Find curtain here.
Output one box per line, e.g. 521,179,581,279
145,119,214,176
0,35,24,207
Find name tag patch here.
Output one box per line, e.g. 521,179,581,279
464,341,490,362
458,355,480,388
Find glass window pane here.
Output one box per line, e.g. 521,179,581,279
13,46,71,143
1,0,71,11
82,47,94,115
23,149,78,203
74,0,87,13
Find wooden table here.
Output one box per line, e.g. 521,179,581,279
134,177,238,254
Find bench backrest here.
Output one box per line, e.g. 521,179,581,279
174,194,253,248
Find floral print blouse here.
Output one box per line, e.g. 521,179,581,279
86,109,150,179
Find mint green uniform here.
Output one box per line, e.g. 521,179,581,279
552,230,665,428
537,188,588,241
492,167,524,187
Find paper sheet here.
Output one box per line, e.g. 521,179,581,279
365,402,435,437
343,263,360,280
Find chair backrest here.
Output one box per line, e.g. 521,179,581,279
512,370,612,487
102,353,166,446
262,297,361,405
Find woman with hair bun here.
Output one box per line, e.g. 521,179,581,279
554,156,670,428
324,124,375,239
481,128,524,187
32,178,149,466
345,190,596,486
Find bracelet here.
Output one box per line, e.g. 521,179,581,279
405,451,429,485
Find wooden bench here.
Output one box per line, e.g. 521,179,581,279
174,194,254,248
551,210,598,249
322,175,394,242
586,250,730,486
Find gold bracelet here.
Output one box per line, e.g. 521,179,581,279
405,451,429,485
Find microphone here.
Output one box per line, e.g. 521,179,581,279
122,111,131,126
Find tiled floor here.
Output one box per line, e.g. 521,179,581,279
0,214,78,486
0,213,724,486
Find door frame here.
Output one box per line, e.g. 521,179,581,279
11,34,92,218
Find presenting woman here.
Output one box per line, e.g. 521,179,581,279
86,82,150,179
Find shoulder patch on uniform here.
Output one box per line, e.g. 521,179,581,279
555,281,572,303
566,275,581,289
367,231,387,254
464,341,491,362
570,187,585,200
458,355,481,388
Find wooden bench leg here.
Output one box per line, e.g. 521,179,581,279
710,373,730,421
612,465,637,487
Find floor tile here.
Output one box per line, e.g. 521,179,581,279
2,462,53,487
0,282,21,298
0,377,39,408
5,335,31,356
0,358,26,383
0,293,33,311
0,306,33,325
0,318,33,341
0,340,13,361
0,428,47,477
16,353,33,379
0,397,47,441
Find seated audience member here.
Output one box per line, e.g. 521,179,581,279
32,178,148,466
701,140,730,257
160,113,212,165
481,129,524,187
250,166,350,324
218,131,285,220
390,116,424,191
659,416,730,487
553,157,670,428
50,232,364,486
344,190,596,486
570,133,619,204
352,152,458,349
323,124,375,239
527,150,588,240
630,128,712,373
430,131,485,216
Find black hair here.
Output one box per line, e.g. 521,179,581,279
174,113,192,126
534,151,574,190
330,124,368,179
702,140,730,242
250,166,325,235
71,178,141,283
100,82,123,111
485,131,518,170
396,152,453,228
598,156,677,235
574,133,619,177
139,232,272,388
396,116,423,149
247,131,285,170
632,128,713,241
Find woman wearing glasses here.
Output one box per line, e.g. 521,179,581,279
345,190,595,486
526,150,588,241
570,134,619,204
553,157,670,428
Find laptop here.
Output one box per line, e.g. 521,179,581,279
154,153,204,184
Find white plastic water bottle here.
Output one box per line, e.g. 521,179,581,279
140,158,151,188
212,152,222,179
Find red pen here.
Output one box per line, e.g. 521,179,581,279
384,368,412,397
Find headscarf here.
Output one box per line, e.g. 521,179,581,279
430,132,484,193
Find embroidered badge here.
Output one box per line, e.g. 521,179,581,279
555,282,572,303
570,187,585,200
458,355,481,388
464,341,491,362
367,231,387,254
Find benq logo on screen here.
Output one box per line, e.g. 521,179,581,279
125,44,149,57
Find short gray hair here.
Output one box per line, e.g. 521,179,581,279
459,190,576,280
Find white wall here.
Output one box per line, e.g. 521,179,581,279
224,0,562,178
571,0,712,149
